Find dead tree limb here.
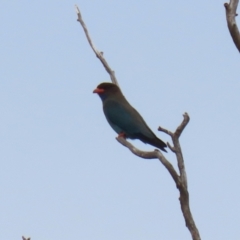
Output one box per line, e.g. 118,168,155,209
159,113,200,240
224,0,240,52
76,5,201,240
116,137,179,183
75,5,119,86
22,236,30,240
118,114,200,240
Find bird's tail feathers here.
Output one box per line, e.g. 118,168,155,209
136,134,167,152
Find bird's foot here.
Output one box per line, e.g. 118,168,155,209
118,132,127,139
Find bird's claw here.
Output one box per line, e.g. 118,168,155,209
118,132,126,138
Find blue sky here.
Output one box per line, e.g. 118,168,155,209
1,1,240,239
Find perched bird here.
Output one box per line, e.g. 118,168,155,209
93,82,167,152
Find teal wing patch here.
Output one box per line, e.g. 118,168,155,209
103,99,154,138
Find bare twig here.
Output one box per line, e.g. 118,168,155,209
158,126,173,137
224,0,240,52
75,5,119,86
171,113,189,188
22,237,30,240
174,112,190,138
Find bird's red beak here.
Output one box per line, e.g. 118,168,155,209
93,88,104,94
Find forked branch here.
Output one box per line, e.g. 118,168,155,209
224,0,240,52
118,114,200,240
116,137,179,183
76,5,200,240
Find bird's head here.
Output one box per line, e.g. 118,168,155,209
93,82,121,101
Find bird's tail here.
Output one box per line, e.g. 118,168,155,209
148,137,167,152
137,134,167,152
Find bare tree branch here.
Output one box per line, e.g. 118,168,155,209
174,112,190,138
158,126,173,137
76,6,201,240
75,5,119,86
22,237,30,240
118,114,200,240
170,113,189,188
163,114,200,240
224,0,240,52
167,142,176,153
116,137,180,184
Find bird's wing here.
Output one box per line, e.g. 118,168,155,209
103,99,155,138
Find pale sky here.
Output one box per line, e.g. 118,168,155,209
1,1,240,239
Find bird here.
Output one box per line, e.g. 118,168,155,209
93,82,167,152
